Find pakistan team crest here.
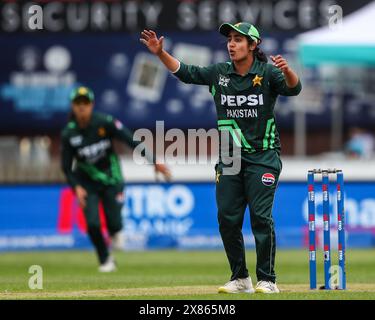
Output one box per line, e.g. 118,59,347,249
252,74,263,87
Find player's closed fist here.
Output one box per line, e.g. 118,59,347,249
140,30,164,56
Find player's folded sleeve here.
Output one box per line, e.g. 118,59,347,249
173,62,215,86
269,65,302,96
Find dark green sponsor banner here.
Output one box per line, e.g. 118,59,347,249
0,0,372,33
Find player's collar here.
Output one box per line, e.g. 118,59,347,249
227,57,262,76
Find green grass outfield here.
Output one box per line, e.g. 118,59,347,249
0,249,374,300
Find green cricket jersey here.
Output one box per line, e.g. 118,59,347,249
174,58,302,159
61,112,154,187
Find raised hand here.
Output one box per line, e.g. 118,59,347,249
270,55,290,74
140,29,164,56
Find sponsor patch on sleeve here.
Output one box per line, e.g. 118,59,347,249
114,119,123,130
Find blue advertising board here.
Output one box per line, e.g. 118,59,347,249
0,181,374,251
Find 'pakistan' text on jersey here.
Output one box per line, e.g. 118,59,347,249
61,112,153,187
174,58,302,159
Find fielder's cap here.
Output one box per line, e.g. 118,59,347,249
219,22,261,44
70,86,95,102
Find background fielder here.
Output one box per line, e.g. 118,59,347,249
61,86,170,272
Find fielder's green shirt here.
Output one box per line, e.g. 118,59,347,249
61,112,155,187
174,58,302,159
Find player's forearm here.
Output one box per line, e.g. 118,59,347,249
283,68,299,88
62,166,79,188
61,150,79,188
157,50,180,73
67,174,79,189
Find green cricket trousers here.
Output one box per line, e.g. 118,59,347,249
79,178,124,264
216,150,282,283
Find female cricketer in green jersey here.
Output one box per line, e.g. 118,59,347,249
61,86,171,272
141,23,301,293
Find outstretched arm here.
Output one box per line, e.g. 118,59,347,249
140,29,180,72
140,29,215,85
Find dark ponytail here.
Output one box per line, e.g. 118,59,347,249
247,37,268,63
253,46,268,63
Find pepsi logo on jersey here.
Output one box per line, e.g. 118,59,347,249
262,173,275,186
